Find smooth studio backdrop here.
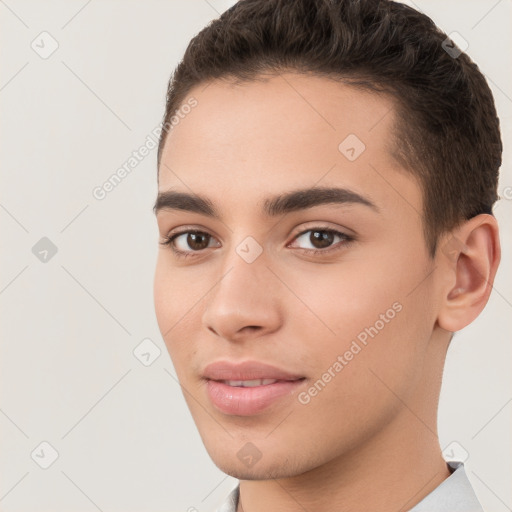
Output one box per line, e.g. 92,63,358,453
1,1,511,510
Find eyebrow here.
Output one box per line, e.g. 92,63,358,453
153,186,379,219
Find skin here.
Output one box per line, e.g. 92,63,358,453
153,72,500,511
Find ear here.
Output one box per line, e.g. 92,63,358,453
436,214,501,332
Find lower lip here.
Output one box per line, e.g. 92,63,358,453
206,379,305,416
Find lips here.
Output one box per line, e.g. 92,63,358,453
220,378,280,387
202,360,306,415
202,360,305,382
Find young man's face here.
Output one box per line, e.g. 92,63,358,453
154,73,445,479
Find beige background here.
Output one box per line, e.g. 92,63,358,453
1,1,511,510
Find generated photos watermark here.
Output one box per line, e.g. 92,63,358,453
92,97,198,201
298,301,403,405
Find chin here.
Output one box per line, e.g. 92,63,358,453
214,461,297,481
207,444,311,481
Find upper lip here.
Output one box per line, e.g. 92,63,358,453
202,360,305,381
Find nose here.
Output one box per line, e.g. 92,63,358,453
202,250,282,343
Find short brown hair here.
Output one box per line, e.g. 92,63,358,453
157,0,502,256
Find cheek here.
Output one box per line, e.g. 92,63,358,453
287,254,434,392
285,282,429,456
153,258,201,368
153,256,202,333
284,258,403,345
153,261,173,337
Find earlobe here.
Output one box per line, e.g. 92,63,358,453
437,214,501,333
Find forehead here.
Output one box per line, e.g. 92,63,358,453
158,73,418,213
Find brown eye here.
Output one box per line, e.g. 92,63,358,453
309,230,336,249
160,226,353,260
160,230,220,259
169,231,213,251
291,228,353,254
179,232,211,251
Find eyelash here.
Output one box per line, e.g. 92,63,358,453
159,227,354,260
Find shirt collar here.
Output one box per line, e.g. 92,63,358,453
409,461,484,511
215,461,483,512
